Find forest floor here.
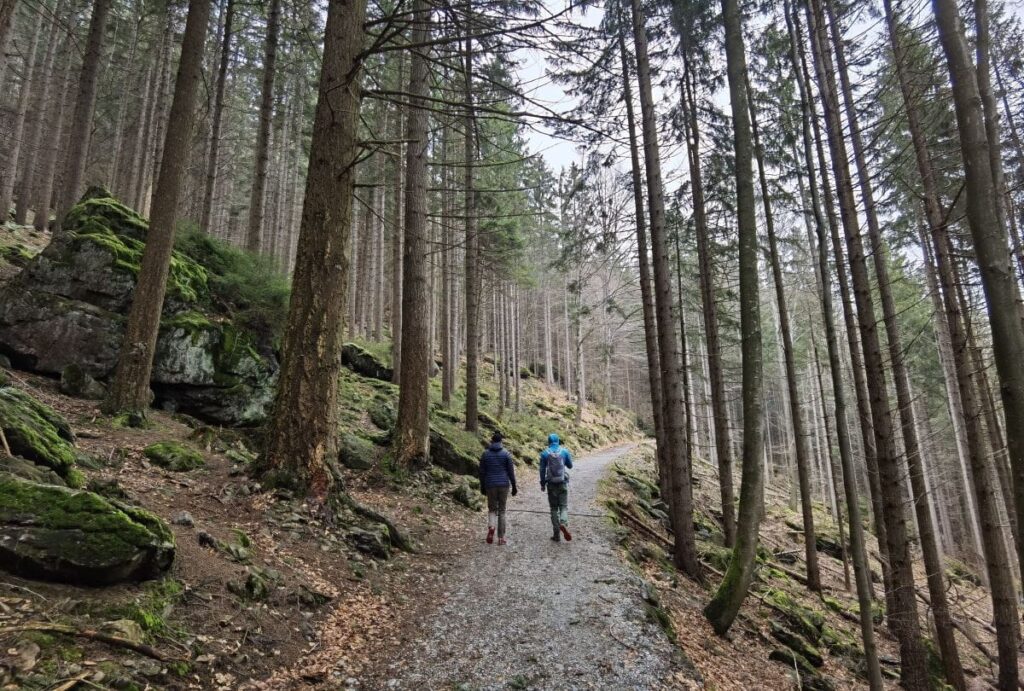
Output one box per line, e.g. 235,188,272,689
0,220,1009,690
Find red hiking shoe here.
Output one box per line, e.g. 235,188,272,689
486,527,495,544
560,525,572,542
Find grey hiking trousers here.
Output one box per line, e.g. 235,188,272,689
486,486,510,538
547,482,568,533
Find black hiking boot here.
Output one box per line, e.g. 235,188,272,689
551,532,560,542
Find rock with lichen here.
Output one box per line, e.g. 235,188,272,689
0,474,175,584
0,189,279,426
143,441,205,472
0,387,80,484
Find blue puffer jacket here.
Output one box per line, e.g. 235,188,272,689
479,442,517,491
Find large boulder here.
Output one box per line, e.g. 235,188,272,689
0,474,175,585
342,343,393,382
429,426,479,476
0,192,279,426
0,387,78,482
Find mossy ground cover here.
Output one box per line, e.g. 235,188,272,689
335,340,638,482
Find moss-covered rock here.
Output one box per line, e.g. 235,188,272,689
0,192,280,427
0,475,174,584
430,425,480,476
769,648,835,691
59,363,106,400
348,523,391,559
770,621,824,667
143,441,205,472
369,399,396,432
0,243,35,267
0,387,78,480
339,433,375,470
342,343,393,382
451,480,483,510
762,588,825,643
0,454,67,485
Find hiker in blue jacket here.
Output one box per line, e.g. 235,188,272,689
479,431,517,545
539,433,573,542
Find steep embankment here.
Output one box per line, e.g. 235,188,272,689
0,204,641,690
603,446,1002,689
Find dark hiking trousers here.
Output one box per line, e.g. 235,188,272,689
547,482,568,534
486,486,510,538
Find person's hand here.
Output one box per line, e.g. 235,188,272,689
511,486,518,496
540,483,546,492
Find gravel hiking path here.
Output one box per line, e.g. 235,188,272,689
375,444,685,690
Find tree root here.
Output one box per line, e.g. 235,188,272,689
0,622,176,662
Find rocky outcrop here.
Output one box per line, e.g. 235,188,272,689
342,343,393,382
143,441,205,471
0,474,175,585
0,192,278,426
60,363,106,400
0,386,79,484
429,426,479,476
338,433,375,470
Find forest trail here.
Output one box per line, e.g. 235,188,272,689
373,444,686,690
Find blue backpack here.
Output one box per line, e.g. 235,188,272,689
545,449,566,484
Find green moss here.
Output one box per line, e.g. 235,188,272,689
644,601,676,643
0,475,175,565
117,578,184,638
946,557,982,586
0,387,78,479
64,197,209,304
821,624,861,660
143,441,205,472
0,243,34,266
762,588,825,643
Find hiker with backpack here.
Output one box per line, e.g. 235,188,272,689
479,431,518,545
539,433,573,542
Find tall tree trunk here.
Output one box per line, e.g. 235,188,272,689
790,0,898,623
794,62,884,685
246,0,282,252
15,4,61,225
258,0,367,498
54,0,112,232
746,70,819,590
618,26,669,504
394,0,431,467
201,0,234,235
703,0,765,634
811,334,851,590
805,0,928,684
0,0,17,82
830,2,963,682
462,20,480,432
629,0,699,578
32,48,73,230
679,49,735,546
930,6,1024,685
0,3,44,216
104,0,212,414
